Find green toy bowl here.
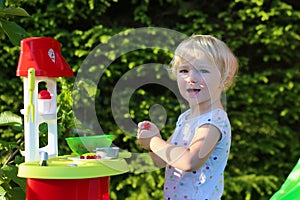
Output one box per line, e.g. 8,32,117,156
65,135,115,155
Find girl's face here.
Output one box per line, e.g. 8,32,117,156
176,51,223,110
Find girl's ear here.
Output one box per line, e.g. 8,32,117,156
219,76,227,90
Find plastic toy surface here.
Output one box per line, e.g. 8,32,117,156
270,158,300,200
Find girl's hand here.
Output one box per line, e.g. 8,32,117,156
137,121,161,150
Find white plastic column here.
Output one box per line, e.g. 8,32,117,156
23,76,58,162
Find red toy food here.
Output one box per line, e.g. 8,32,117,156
79,153,101,159
144,122,151,129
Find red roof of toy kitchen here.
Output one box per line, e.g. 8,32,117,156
16,37,74,77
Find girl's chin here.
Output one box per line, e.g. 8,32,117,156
187,99,204,106
187,97,214,106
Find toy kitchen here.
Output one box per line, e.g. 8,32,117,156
16,37,129,200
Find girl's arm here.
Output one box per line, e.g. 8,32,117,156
149,124,221,171
149,135,173,168
137,121,172,168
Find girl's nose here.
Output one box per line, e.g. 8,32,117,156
186,70,199,84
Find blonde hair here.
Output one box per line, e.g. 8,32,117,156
170,35,239,89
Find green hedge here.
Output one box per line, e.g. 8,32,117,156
0,0,299,199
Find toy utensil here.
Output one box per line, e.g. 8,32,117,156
26,68,35,123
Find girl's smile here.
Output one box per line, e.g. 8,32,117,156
186,88,201,96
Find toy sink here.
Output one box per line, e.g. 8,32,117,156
65,134,115,155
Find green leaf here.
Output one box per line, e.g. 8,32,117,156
0,7,30,17
0,0,4,9
0,111,22,126
1,165,26,192
10,187,25,200
0,186,6,198
0,19,29,46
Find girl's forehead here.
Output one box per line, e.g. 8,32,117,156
177,57,214,69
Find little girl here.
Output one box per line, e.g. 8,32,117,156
137,35,238,199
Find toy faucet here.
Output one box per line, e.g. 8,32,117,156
16,37,73,162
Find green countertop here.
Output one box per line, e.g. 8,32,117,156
18,152,130,179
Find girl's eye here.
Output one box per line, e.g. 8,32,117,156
179,69,189,74
199,69,209,73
